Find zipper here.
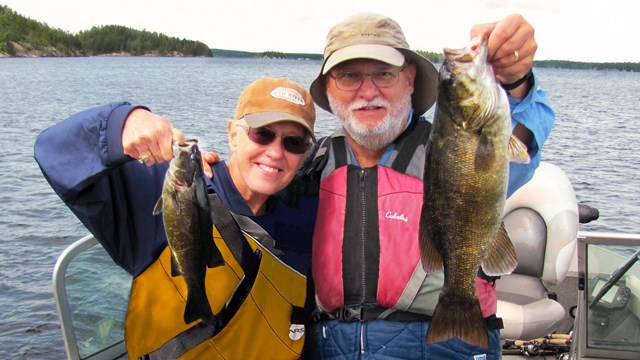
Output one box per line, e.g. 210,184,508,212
359,169,367,304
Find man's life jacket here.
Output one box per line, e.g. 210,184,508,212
310,118,500,319
125,194,309,359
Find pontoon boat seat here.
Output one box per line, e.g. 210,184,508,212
496,162,579,340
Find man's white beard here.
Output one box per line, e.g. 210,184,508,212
328,89,412,151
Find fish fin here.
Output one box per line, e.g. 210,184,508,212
419,214,444,273
170,253,182,277
426,293,489,349
474,133,496,172
508,134,531,164
198,210,225,269
481,222,518,276
152,196,163,215
183,286,215,325
206,240,225,268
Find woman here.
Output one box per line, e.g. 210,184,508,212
35,77,318,359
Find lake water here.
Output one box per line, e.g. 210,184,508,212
1,57,639,359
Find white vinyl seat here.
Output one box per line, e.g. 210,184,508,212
496,162,579,340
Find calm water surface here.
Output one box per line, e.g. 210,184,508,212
0,57,638,359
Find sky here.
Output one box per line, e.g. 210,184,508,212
2,0,638,63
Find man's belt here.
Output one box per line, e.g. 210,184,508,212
313,305,432,322
313,306,504,330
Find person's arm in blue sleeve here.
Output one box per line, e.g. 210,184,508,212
507,71,555,197
34,102,168,276
469,14,555,197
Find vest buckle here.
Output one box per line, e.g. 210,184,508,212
337,305,364,321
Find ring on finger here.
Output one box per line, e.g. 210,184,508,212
514,50,519,63
138,150,161,163
138,154,150,163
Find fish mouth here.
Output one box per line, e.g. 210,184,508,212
171,178,185,187
443,37,488,69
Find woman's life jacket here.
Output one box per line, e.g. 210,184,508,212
125,194,309,359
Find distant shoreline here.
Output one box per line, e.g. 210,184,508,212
2,51,638,72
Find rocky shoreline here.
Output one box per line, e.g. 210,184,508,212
0,41,202,58
0,41,83,58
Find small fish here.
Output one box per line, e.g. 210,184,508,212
153,139,224,325
419,38,529,349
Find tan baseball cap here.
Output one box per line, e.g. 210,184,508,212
310,12,439,115
235,77,316,141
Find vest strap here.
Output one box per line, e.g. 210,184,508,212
313,305,432,322
332,136,348,168
390,119,430,173
147,194,262,359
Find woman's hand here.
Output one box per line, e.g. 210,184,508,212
122,108,185,166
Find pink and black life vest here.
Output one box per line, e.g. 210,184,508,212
312,120,432,312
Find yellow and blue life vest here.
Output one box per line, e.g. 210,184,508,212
125,194,309,359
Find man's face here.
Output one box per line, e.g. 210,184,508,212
326,59,416,151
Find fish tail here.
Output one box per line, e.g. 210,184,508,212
426,293,489,349
183,286,215,325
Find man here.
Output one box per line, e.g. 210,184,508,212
301,12,554,359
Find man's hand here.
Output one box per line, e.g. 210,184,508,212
122,108,185,166
471,14,537,98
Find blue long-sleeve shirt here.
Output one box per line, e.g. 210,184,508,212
506,74,555,196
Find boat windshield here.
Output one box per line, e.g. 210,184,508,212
577,232,640,359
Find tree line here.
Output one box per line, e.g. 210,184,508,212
0,4,81,55
532,60,640,72
77,25,212,57
416,52,640,72
0,5,211,57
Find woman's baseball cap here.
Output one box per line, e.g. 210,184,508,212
235,77,316,141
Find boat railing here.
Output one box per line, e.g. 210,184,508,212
52,234,130,360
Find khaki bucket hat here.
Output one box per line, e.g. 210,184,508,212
310,12,439,115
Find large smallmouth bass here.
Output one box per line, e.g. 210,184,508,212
419,38,529,349
153,139,224,325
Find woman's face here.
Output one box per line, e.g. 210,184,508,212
227,120,310,213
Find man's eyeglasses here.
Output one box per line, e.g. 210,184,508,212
329,66,407,91
236,124,311,155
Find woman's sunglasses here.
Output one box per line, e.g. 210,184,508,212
236,124,311,155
